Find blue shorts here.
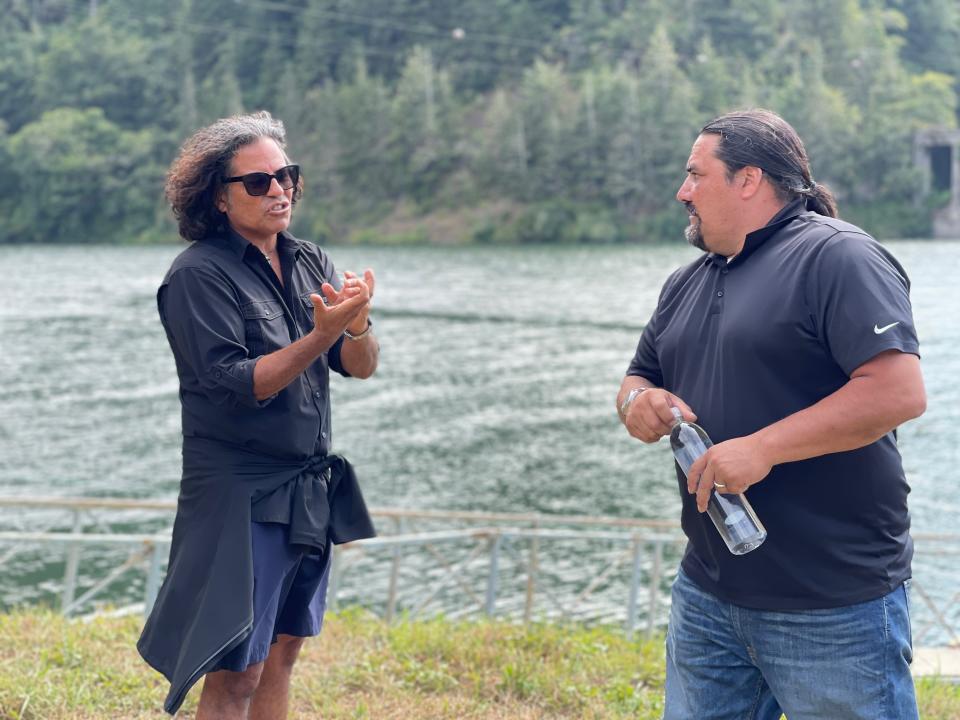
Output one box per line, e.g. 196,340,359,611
212,521,332,673
664,567,918,720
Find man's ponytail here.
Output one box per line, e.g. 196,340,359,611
804,182,838,218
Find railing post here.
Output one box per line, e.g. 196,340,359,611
385,516,403,623
327,545,343,613
143,540,165,618
524,520,539,624
485,533,503,617
61,510,83,614
646,539,663,638
625,533,643,637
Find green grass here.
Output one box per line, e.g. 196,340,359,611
0,608,957,719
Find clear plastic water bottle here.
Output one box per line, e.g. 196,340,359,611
669,407,767,555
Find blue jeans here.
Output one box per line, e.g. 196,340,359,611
664,568,917,720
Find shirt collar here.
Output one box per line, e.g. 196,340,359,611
220,226,306,262
279,231,308,260
708,198,807,267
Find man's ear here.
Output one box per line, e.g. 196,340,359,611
739,166,764,199
216,189,228,213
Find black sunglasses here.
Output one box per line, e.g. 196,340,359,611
223,164,300,196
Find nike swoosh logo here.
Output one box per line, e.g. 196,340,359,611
874,321,900,334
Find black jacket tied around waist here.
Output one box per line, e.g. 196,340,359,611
137,440,375,714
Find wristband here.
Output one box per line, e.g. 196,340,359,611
619,386,647,418
344,319,373,340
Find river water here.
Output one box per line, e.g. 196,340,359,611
0,242,957,629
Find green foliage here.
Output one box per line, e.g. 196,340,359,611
487,201,581,244
0,108,165,244
348,227,431,246
890,0,960,79
386,46,463,208
843,200,934,239
0,29,39,133
0,0,957,245
34,16,178,132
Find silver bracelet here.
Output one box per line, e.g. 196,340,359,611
619,386,647,418
343,319,373,340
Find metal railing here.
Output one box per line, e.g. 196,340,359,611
1,496,958,646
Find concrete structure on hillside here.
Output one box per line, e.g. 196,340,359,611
915,128,960,239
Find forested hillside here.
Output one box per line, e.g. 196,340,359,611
1,0,958,244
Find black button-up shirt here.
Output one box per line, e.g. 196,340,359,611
158,228,348,460
143,230,376,715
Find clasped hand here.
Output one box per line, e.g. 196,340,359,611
308,268,375,344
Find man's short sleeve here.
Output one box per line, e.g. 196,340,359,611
808,235,920,376
159,266,272,408
627,308,664,387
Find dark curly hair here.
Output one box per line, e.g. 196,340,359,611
165,111,304,242
701,109,837,218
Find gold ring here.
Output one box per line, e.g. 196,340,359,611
714,482,727,489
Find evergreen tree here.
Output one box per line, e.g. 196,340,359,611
327,58,394,218
632,26,698,209
475,88,528,199
199,34,245,123
175,0,198,136
604,66,646,218
389,46,461,206
295,0,343,90
251,30,289,114
0,26,38,133
688,38,738,119
517,60,574,201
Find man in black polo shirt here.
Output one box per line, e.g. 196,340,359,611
618,109,926,719
138,111,377,717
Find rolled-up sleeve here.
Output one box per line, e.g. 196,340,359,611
327,336,348,376
159,266,273,408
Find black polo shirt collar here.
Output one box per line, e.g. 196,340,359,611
707,198,807,269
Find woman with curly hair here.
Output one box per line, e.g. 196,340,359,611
138,111,379,718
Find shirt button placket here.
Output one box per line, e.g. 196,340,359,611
311,388,328,446
711,271,726,314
